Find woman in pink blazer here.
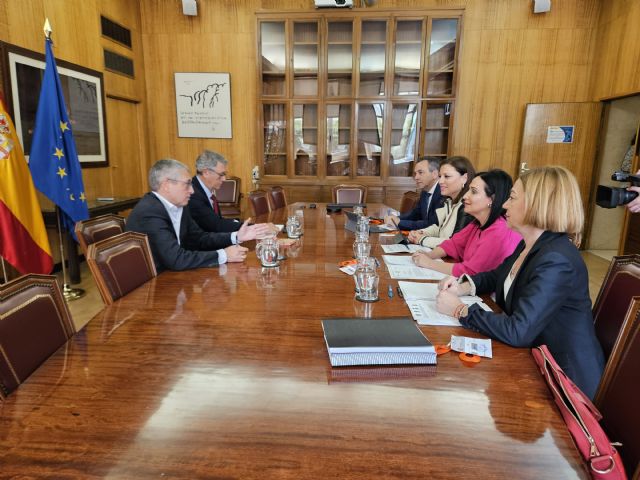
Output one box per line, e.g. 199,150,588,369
412,169,521,276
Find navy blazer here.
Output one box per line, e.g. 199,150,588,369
398,184,444,231
126,193,233,272
462,231,604,399
188,175,241,233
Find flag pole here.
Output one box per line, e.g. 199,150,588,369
56,206,84,301
0,257,8,285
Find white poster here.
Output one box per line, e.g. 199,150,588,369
546,125,574,144
174,72,232,138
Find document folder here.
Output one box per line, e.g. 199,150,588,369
321,318,437,367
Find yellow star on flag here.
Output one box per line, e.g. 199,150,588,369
53,147,64,160
60,121,69,133
79,192,86,202
56,166,67,178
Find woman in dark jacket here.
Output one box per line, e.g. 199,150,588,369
436,166,605,399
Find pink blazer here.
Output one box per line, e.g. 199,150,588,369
439,217,521,277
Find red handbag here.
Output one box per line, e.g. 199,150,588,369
531,345,627,480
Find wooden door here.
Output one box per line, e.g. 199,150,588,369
106,97,146,197
519,102,603,241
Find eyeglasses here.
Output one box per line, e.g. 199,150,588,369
207,169,227,179
167,178,193,188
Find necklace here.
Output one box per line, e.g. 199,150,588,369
509,247,531,279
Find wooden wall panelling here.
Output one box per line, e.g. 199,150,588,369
590,0,640,100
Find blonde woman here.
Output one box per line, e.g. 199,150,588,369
407,156,476,248
436,166,604,399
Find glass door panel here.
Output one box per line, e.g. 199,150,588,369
260,22,286,96
356,103,384,177
326,104,351,176
327,21,353,97
393,20,422,96
293,22,318,96
263,103,287,175
359,20,387,97
427,19,458,96
293,104,318,176
422,102,451,157
389,103,418,177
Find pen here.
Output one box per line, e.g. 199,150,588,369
396,286,404,298
388,285,394,298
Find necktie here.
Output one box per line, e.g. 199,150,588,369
211,194,220,216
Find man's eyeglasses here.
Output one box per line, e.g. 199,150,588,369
207,169,227,179
167,178,193,188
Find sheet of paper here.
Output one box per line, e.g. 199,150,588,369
380,244,410,254
451,335,493,358
382,255,415,266
387,265,448,281
406,300,461,326
398,281,492,309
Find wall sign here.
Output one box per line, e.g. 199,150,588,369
546,125,574,144
174,72,232,138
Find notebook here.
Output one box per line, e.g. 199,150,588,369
321,318,437,367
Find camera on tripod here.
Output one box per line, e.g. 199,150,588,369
596,171,640,208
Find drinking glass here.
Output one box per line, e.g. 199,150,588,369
286,215,301,238
353,239,371,260
355,265,379,301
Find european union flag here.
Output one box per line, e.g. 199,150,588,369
29,37,88,233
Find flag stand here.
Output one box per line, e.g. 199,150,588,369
0,257,8,285
56,207,84,301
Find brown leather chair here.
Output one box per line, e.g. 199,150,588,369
592,254,640,360
0,274,75,399
75,214,126,256
86,232,157,305
400,190,420,214
216,176,242,219
268,186,288,210
332,184,368,204
248,189,271,217
594,296,640,478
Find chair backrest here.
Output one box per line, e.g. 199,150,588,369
594,296,640,477
332,184,368,204
269,186,288,210
0,274,75,399
400,190,420,214
592,254,640,360
86,232,157,305
216,176,241,205
75,214,126,256
248,189,271,217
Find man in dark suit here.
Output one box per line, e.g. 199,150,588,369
126,159,270,272
384,157,444,231
189,150,243,233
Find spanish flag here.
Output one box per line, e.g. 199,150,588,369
0,98,53,274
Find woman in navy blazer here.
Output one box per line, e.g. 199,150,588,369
436,166,605,399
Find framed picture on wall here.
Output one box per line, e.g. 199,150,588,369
174,72,232,138
0,41,109,167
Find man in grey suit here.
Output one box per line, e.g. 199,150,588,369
126,159,269,272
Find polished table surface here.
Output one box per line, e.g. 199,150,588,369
0,203,587,479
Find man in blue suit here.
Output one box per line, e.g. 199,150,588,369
384,157,444,231
189,150,242,233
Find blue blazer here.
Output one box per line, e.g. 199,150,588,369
188,175,241,233
462,231,605,399
126,193,233,272
398,184,444,231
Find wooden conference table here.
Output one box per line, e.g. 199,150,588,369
0,203,587,479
